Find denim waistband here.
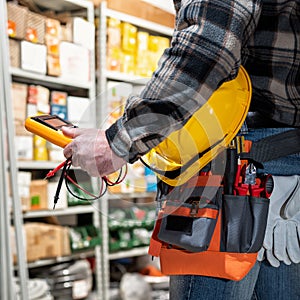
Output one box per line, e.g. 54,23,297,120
244,128,300,176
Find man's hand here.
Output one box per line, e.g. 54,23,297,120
62,127,126,177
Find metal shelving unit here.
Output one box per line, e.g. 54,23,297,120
11,67,94,90
96,3,174,299
1,1,103,299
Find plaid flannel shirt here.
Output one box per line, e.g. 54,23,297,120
106,0,300,163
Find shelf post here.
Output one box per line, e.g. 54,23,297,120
0,1,29,299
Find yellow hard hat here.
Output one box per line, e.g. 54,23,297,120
142,66,252,186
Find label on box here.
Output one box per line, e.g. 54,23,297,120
59,42,90,83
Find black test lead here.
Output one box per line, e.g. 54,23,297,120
53,157,71,209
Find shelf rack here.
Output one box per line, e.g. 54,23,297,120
96,2,174,299
1,1,102,299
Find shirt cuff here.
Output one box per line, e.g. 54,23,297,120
105,119,140,164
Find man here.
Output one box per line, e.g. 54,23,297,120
63,0,300,299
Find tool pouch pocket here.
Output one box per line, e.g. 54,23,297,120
157,182,222,253
221,195,269,253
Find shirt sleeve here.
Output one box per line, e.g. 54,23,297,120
106,0,261,163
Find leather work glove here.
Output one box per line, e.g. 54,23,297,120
257,175,300,267
62,127,126,177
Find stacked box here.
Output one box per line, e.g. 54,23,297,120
21,41,47,74
59,41,90,83
45,18,62,76
106,17,171,77
136,31,152,77
73,17,95,50
11,82,33,160
106,17,122,72
9,38,20,68
50,91,68,120
7,2,28,39
18,171,32,211
25,11,45,44
24,223,71,261
120,22,137,74
67,96,91,127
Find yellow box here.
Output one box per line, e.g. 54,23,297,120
121,22,137,53
121,52,135,75
135,51,152,77
107,17,121,48
106,47,122,71
137,31,149,52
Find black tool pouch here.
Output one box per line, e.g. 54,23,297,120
156,175,223,252
155,172,270,254
221,195,269,253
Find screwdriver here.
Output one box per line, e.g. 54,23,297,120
224,144,238,195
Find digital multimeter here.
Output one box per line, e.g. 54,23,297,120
25,114,75,148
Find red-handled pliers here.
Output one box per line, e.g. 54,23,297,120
234,158,249,195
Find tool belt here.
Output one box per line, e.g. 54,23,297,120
148,129,300,281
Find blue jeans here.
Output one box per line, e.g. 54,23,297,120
169,260,300,300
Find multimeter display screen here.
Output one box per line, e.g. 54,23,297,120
32,115,74,130
45,118,69,129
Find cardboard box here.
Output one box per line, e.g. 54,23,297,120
50,91,68,105
47,54,61,76
24,223,70,261
14,120,31,136
11,82,27,122
15,136,33,161
29,180,48,210
24,223,42,261
27,85,50,113
45,36,60,56
9,38,20,68
7,3,28,39
61,227,71,256
41,225,62,258
18,171,32,211
45,18,61,38
25,11,46,44
67,96,91,124
21,41,47,74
